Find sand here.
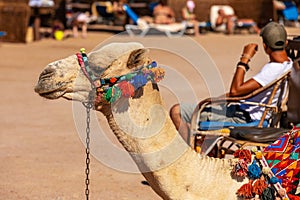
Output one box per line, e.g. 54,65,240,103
0,27,299,200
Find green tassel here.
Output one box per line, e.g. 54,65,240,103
104,87,112,102
105,86,122,103
261,187,276,200
110,86,122,103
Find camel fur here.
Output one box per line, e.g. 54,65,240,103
35,42,249,200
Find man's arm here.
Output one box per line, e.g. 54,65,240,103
229,68,261,97
229,43,261,97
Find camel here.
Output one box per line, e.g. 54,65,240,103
34,42,248,200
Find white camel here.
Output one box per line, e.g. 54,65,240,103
34,42,248,200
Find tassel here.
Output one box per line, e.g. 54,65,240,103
269,177,279,184
248,160,261,179
262,167,271,175
261,187,276,200
255,151,263,160
251,147,258,153
131,74,148,89
288,194,300,200
151,68,165,82
118,81,135,98
232,159,248,177
104,87,113,102
252,177,268,195
237,181,253,198
104,86,121,103
234,149,252,164
278,188,286,198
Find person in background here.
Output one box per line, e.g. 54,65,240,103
216,8,260,34
170,22,292,143
71,11,91,38
182,0,199,35
113,0,128,25
153,0,175,24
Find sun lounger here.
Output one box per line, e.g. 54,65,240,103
123,4,187,37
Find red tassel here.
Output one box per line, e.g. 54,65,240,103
288,194,300,200
234,149,252,164
237,181,253,198
118,81,135,98
252,177,267,195
232,159,248,177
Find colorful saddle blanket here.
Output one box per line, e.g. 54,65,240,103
263,126,300,196
232,126,300,199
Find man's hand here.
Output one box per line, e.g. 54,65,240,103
241,43,258,63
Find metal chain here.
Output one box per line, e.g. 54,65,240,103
83,102,93,200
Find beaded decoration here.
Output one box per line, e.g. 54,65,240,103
76,48,165,104
96,61,164,103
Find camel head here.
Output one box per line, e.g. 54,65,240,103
35,42,153,105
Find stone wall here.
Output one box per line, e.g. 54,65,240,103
0,2,31,43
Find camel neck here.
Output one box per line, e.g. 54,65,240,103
103,82,190,169
102,83,245,200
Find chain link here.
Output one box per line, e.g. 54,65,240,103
83,102,93,200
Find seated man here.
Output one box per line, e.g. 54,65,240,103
216,8,260,34
170,22,293,143
112,0,128,25
153,0,176,24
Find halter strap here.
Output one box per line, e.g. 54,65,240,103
76,48,165,103
76,48,101,88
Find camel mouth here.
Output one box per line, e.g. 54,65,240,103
35,71,70,99
35,82,90,101
35,86,66,99
34,78,67,99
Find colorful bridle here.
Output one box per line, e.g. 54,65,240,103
76,48,165,103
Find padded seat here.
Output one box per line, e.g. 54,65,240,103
229,126,288,143
198,120,269,131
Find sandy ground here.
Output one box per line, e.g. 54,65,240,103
0,27,299,200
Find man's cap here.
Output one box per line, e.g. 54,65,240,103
260,22,287,50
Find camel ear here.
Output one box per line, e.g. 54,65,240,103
127,48,149,69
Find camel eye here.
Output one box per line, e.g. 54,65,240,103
127,49,147,69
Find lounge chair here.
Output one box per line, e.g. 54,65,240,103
0,31,6,37
123,4,187,37
210,5,258,34
286,36,300,60
282,1,299,26
91,1,115,25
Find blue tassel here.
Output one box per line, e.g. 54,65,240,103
248,160,261,179
131,74,148,89
269,177,279,184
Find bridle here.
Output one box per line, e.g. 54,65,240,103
76,48,165,104
76,48,101,89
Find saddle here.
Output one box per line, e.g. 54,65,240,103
229,127,288,143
